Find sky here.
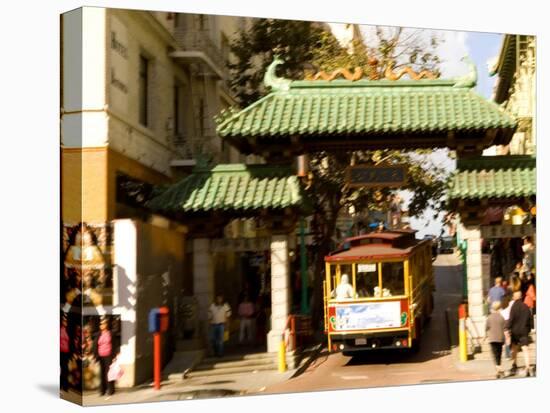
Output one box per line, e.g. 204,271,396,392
352,26,503,238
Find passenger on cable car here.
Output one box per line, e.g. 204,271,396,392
331,274,354,300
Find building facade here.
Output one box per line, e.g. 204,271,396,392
454,34,536,352
60,7,253,392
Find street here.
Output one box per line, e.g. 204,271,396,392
259,253,493,395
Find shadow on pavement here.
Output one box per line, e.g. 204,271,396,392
36,383,59,399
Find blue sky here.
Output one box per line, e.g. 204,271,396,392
405,30,503,237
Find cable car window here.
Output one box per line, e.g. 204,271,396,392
355,263,378,297
381,262,405,296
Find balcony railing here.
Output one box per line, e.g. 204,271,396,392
173,29,227,77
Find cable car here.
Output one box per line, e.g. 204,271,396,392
323,230,434,354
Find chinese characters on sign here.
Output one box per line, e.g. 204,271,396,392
480,224,535,239
347,165,406,188
211,237,271,252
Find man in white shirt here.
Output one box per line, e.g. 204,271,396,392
332,274,354,300
208,295,232,357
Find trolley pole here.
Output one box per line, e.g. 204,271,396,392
458,303,468,362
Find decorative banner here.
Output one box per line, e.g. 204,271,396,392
333,301,401,330
346,164,406,188
62,222,114,308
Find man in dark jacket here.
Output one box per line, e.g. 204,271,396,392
506,290,533,377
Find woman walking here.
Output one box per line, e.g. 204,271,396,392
486,301,506,379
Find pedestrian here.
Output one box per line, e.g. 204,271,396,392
486,301,506,378
523,273,536,324
208,294,232,357
499,294,514,360
507,290,534,377
521,236,535,274
96,317,114,396
487,277,506,305
331,274,354,300
238,293,255,345
60,313,71,392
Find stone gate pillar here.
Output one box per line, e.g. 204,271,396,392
267,234,291,353
462,226,486,349
193,238,214,340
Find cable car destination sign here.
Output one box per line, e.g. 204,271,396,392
346,164,407,188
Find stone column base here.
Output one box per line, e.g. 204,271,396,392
267,329,283,353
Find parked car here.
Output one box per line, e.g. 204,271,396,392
439,236,455,254
423,235,439,260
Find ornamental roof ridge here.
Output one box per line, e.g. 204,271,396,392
262,55,478,90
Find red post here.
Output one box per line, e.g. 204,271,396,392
154,332,161,390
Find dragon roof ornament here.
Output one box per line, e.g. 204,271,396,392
453,55,477,88
263,55,291,92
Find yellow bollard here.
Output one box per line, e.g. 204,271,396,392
459,318,468,362
458,304,468,362
278,340,287,372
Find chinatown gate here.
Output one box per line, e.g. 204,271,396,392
149,56,521,353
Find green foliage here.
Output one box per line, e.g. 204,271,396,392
228,19,327,107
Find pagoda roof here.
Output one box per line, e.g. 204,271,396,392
448,155,536,200
216,56,517,155
146,163,308,217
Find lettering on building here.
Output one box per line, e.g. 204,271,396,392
480,224,535,239
111,31,128,59
211,237,271,252
111,68,128,94
346,164,406,188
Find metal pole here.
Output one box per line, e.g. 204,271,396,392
300,216,309,314
154,332,161,390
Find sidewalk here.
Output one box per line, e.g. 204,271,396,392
451,344,537,380
72,344,322,406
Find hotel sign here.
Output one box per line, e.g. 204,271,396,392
346,164,406,188
481,224,535,239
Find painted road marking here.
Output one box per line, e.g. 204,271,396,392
339,375,369,380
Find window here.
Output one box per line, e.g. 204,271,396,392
381,262,405,296
355,263,379,298
175,13,185,28
139,55,149,127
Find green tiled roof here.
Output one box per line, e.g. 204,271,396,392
449,156,536,199
216,60,516,142
147,164,305,214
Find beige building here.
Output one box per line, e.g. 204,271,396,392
491,34,536,155
61,7,254,391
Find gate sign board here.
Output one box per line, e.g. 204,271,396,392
480,224,535,239
347,164,406,188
